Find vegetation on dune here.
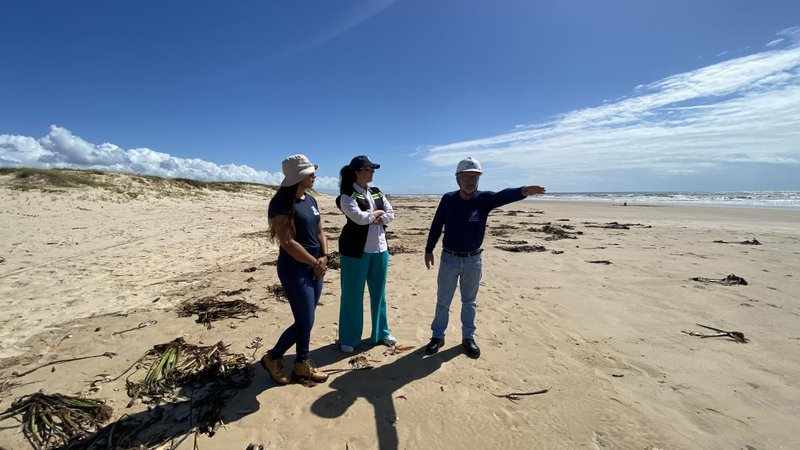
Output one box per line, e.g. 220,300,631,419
0,167,279,198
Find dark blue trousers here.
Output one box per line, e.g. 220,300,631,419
270,256,323,362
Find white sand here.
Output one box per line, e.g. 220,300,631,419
1,174,799,449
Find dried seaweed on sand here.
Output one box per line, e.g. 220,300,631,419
266,283,287,301
177,296,260,328
124,338,249,406
388,245,418,255
0,392,112,449
690,274,748,286
528,224,582,240
495,245,546,253
327,251,341,270
713,238,761,245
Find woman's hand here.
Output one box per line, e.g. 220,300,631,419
312,255,328,279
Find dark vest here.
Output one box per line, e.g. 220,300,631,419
336,187,386,258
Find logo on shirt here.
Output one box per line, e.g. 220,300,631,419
468,209,480,222
311,205,320,216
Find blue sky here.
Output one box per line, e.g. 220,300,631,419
1,1,799,194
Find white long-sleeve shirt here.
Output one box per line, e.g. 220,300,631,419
340,182,395,254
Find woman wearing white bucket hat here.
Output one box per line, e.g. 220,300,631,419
261,154,330,385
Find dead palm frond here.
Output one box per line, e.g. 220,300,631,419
0,392,111,449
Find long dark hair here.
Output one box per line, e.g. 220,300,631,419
339,165,357,196
268,183,300,242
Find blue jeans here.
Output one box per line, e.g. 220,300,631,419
270,255,323,362
430,251,482,340
338,251,391,348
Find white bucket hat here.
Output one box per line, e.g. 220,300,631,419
455,157,482,174
280,154,318,186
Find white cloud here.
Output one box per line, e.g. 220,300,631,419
422,37,800,187
0,125,291,186
766,38,784,47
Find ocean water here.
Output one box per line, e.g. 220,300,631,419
535,191,800,209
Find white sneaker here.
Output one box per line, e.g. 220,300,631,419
340,344,354,354
381,334,396,346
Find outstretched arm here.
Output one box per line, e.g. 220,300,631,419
522,185,546,196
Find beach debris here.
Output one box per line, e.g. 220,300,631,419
323,226,341,234
246,276,255,282
682,323,748,343
385,231,398,240
260,260,278,266
528,224,582,240
551,250,564,255
388,245,418,255
583,221,651,229
245,337,264,361
267,283,287,301
323,355,379,374
0,256,5,263
112,320,158,336
492,389,549,403
124,338,249,406
499,240,528,245
247,445,266,450
220,288,251,296
177,296,260,329
495,244,546,253
12,352,117,378
242,266,257,273
690,274,748,286
713,238,761,245
0,392,112,449
383,344,415,356
327,251,341,270
587,260,612,265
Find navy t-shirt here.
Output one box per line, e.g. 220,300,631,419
425,188,525,253
268,193,322,259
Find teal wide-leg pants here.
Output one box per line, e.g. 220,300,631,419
338,251,391,348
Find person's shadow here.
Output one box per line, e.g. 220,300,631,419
72,343,354,449
311,346,462,450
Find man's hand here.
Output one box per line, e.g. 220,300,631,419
522,185,546,196
425,252,435,270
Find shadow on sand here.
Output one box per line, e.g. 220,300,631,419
311,346,462,450
69,343,355,449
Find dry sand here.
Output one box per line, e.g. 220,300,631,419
1,171,799,449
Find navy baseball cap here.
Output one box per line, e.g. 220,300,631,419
348,155,381,170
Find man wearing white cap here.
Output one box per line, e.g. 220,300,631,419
423,157,545,358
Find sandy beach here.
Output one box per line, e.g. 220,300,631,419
1,170,799,449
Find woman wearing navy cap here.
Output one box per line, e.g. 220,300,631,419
336,155,396,353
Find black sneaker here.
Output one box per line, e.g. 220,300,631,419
462,339,480,359
425,337,445,355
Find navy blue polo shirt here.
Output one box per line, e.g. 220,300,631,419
425,188,524,253
268,193,322,258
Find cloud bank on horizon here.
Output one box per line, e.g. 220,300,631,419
423,27,800,189
0,126,339,190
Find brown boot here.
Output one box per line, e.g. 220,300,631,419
293,359,329,383
260,352,290,385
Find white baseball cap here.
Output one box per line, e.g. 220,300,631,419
281,154,318,186
455,157,482,175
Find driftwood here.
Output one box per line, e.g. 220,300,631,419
587,260,612,265
493,389,549,403
112,320,158,336
690,274,748,286
682,323,748,343
12,352,117,378
584,221,651,229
